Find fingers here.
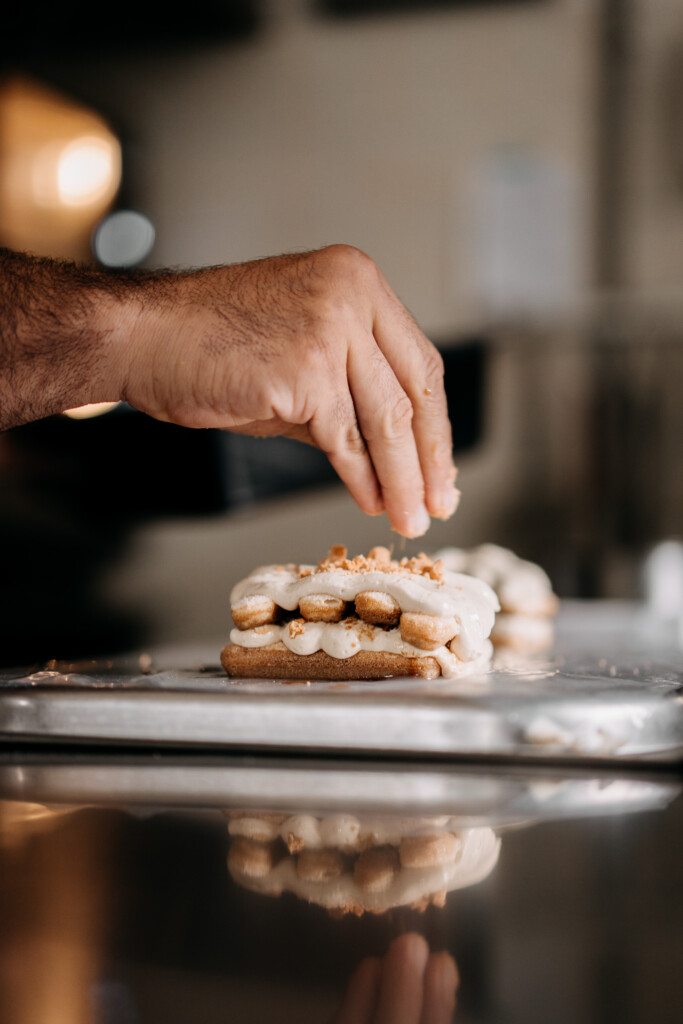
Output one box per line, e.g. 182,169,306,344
420,952,459,1024
371,277,459,522
348,341,431,538
330,934,458,1024
373,933,430,1024
308,392,384,517
329,957,382,1024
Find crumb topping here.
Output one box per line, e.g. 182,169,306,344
304,545,444,582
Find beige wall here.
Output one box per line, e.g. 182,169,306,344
82,0,599,334
623,0,683,294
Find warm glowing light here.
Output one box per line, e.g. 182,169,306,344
31,135,120,210
63,402,120,420
0,76,123,259
57,136,120,207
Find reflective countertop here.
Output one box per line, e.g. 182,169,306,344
0,753,681,1024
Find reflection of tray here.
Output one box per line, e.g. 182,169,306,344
1,604,682,764
0,754,680,827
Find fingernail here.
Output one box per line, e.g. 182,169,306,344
389,932,429,968
406,502,431,538
433,486,461,520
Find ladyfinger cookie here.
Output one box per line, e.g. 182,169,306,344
221,642,442,680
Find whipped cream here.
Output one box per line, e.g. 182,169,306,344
491,612,555,649
436,544,555,615
229,618,494,677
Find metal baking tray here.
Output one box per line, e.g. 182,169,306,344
1,603,682,764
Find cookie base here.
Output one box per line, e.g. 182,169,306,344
221,641,441,680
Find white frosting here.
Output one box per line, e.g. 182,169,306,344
228,816,282,842
491,613,555,650
524,716,625,755
229,619,494,677
276,813,454,852
230,563,499,665
436,544,555,615
229,826,500,910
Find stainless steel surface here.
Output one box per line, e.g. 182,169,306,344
1,602,681,762
0,753,679,827
1,753,682,1024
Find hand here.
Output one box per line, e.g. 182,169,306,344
329,933,459,1024
115,245,459,538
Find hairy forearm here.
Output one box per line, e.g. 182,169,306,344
0,248,133,431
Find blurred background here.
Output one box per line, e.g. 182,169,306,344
1,0,682,665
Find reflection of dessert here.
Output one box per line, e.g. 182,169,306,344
222,545,499,680
226,811,501,915
435,544,558,653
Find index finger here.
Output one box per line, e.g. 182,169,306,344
348,339,432,538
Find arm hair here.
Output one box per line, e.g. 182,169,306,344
0,248,141,431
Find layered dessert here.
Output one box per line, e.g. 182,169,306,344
221,545,500,680
435,543,558,652
226,810,501,916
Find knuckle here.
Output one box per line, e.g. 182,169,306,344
377,392,414,443
313,396,367,459
422,345,445,389
342,421,367,457
330,397,366,455
318,243,378,285
431,434,455,467
299,245,379,327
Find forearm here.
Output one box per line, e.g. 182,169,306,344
0,248,133,431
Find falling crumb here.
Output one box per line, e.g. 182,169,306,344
367,545,392,562
288,619,306,638
599,658,607,668
609,665,617,677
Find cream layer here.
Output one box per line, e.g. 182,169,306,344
229,813,454,851
228,620,494,677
